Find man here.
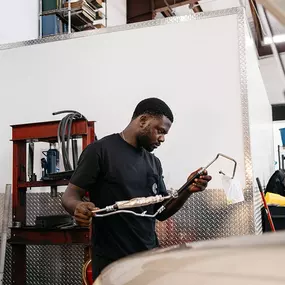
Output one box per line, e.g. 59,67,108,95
62,97,212,281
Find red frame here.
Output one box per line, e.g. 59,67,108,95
9,119,95,285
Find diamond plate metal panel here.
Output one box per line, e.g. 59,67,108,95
3,244,11,285
0,191,13,285
25,193,85,284
253,186,263,234
156,189,253,247
236,8,262,234
237,8,254,192
26,245,84,285
0,192,85,285
26,192,67,225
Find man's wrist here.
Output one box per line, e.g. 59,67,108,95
178,185,192,197
72,200,84,213
64,199,83,216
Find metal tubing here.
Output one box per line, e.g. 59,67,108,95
93,153,237,218
68,0,71,34
202,153,237,179
95,205,167,219
0,184,12,285
105,0,108,27
278,145,281,170
72,139,79,169
39,0,43,38
173,152,237,199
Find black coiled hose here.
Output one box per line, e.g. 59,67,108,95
53,110,87,171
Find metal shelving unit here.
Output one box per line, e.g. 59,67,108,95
8,119,96,285
39,0,107,38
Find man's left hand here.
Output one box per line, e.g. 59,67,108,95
187,168,212,193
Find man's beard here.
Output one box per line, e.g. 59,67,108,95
137,128,153,152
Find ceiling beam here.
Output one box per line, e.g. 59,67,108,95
127,0,154,24
154,0,193,12
154,0,201,13
126,0,201,23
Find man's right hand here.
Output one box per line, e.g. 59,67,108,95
74,202,96,227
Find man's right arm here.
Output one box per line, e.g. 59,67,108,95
61,143,101,226
62,183,95,227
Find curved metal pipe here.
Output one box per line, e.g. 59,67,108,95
92,153,237,219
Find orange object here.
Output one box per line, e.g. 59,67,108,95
83,223,93,285
82,258,93,285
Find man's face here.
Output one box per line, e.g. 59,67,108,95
137,115,172,152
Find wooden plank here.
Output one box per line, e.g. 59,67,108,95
11,119,94,141
12,245,26,285
12,141,27,285
9,228,90,245
13,141,26,224
154,0,195,13
18,180,69,188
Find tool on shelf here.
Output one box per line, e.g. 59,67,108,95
41,143,60,179
40,143,60,197
28,142,37,183
93,153,237,218
39,110,88,186
39,0,107,39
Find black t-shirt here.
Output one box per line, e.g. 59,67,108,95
70,133,168,260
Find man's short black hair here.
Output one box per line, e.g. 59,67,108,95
132,97,174,123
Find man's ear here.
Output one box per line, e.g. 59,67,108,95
138,114,149,128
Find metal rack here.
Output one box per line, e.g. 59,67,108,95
38,0,107,38
8,119,95,285
278,145,285,170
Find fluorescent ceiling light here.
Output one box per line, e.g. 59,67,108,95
264,34,285,44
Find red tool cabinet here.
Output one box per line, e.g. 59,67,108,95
8,119,95,285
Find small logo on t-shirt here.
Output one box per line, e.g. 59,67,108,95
152,183,158,195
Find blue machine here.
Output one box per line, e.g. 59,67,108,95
41,146,60,179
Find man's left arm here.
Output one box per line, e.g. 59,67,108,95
155,169,212,221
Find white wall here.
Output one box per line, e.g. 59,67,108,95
0,11,250,193
107,0,126,27
0,0,39,44
246,30,275,187
259,54,285,105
